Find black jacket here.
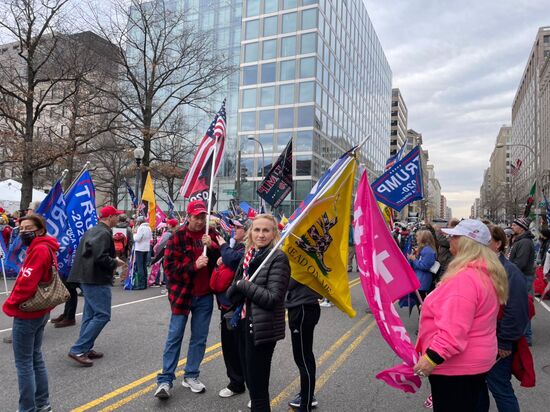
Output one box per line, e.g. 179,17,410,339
498,254,529,351
227,248,290,345
509,231,535,277
285,278,321,308
68,222,117,285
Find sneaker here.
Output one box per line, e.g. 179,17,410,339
37,405,52,412
319,299,332,308
219,387,237,398
154,383,171,399
182,377,206,393
289,393,318,408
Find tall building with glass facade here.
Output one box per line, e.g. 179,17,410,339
238,0,391,212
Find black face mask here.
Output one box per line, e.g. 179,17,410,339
20,231,37,247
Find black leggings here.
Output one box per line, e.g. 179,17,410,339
429,373,487,412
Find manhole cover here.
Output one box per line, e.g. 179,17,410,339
542,365,550,375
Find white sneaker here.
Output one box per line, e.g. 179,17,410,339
182,377,206,393
319,299,333,307
154,383,171,399
219,387,237,398
247,400,251,409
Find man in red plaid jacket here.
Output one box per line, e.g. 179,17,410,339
154,200,220,399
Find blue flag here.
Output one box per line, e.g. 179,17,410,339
124,178,138,208
372,146,423,212
34,180,73,278
65,171,98,270
167,196,175,219
5,231,25,275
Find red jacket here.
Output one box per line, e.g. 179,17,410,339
3,235,60,319
210,263,236,294
512,336,536,387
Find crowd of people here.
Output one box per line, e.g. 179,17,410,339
1,200,549,412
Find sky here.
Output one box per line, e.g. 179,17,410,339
365,0,549,218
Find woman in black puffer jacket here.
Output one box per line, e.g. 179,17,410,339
226,214,290,412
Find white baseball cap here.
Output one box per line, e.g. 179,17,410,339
441,219,491,246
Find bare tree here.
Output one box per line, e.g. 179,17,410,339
85,0,234,192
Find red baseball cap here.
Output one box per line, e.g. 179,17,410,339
186,200,207,216
166,218,179,227
100,205,124,218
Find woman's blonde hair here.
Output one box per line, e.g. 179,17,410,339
442,236,508,304
245,214,281,251
416,230,437,255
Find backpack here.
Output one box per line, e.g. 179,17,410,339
113,231,128,253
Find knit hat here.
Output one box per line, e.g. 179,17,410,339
512,217,531,231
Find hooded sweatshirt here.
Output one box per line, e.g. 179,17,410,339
3,235,60,319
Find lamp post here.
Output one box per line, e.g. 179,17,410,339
496,143,539,227
247,136,265,211
133,146,144,212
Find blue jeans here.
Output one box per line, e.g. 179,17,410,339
477,352,519,411
135,251,148,289
12,314,50,412
157,294,214,386
70,284,111,355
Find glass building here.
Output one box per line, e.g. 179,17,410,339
238,0,392,212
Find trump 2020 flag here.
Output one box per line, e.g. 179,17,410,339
372,146,423,212
34,180,73,278
354,169,421,393
283,155,357,318
257,140,293,208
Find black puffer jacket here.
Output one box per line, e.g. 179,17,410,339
227,248,290,345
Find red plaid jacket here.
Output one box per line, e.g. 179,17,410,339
163,225,219,315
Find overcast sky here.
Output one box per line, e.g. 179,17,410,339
365,0,549,218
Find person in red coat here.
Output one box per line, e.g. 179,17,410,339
3,214,59,412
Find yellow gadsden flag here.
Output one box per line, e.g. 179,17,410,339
377,202,394,228
283,160,357,317
141,172,156,230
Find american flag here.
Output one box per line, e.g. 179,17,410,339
511,158,522,177
179,100,226,198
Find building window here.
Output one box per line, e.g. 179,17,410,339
261,62,276,83
283,0,297,9
282,12,297,33
296,130,312,150
259,109,275,129
244,42,259,62
262,39,277,59
300,32,316,54
277,132,293,150
246,0,260,17
280,60,296,80
297,106,314,127
263,16,278,36
259,133,274,153
299,57,315,78
279,84,295,104
544,35,550,44
241,112,256,131
299,81,314,102
242,65,258,85
260,86,275,106
296,156,311,176
265,0,278,13
242,88,257,108
301,8,317,30
245,19,260,40
281,35,296,57
278,107,294,128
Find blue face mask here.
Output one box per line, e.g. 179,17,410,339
20,230,37,247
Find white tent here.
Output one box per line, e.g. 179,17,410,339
0,179,48,213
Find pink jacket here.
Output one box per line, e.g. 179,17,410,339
416,261,499,376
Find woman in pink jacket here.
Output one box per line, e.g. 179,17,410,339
413,219,508,411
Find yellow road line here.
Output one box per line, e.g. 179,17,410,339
71,343,221,412
270,315,371,408
97,350,224,412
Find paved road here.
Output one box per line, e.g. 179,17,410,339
1,276,549,412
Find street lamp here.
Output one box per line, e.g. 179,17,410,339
247,136,265,211
496,143,539,226
133,146,145,211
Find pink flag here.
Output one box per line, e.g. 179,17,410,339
354,169,421,393
154,206,167,228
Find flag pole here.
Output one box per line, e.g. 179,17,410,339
247,153,356,282
65,161,91,194
0,249,9,295
203,134,219,255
